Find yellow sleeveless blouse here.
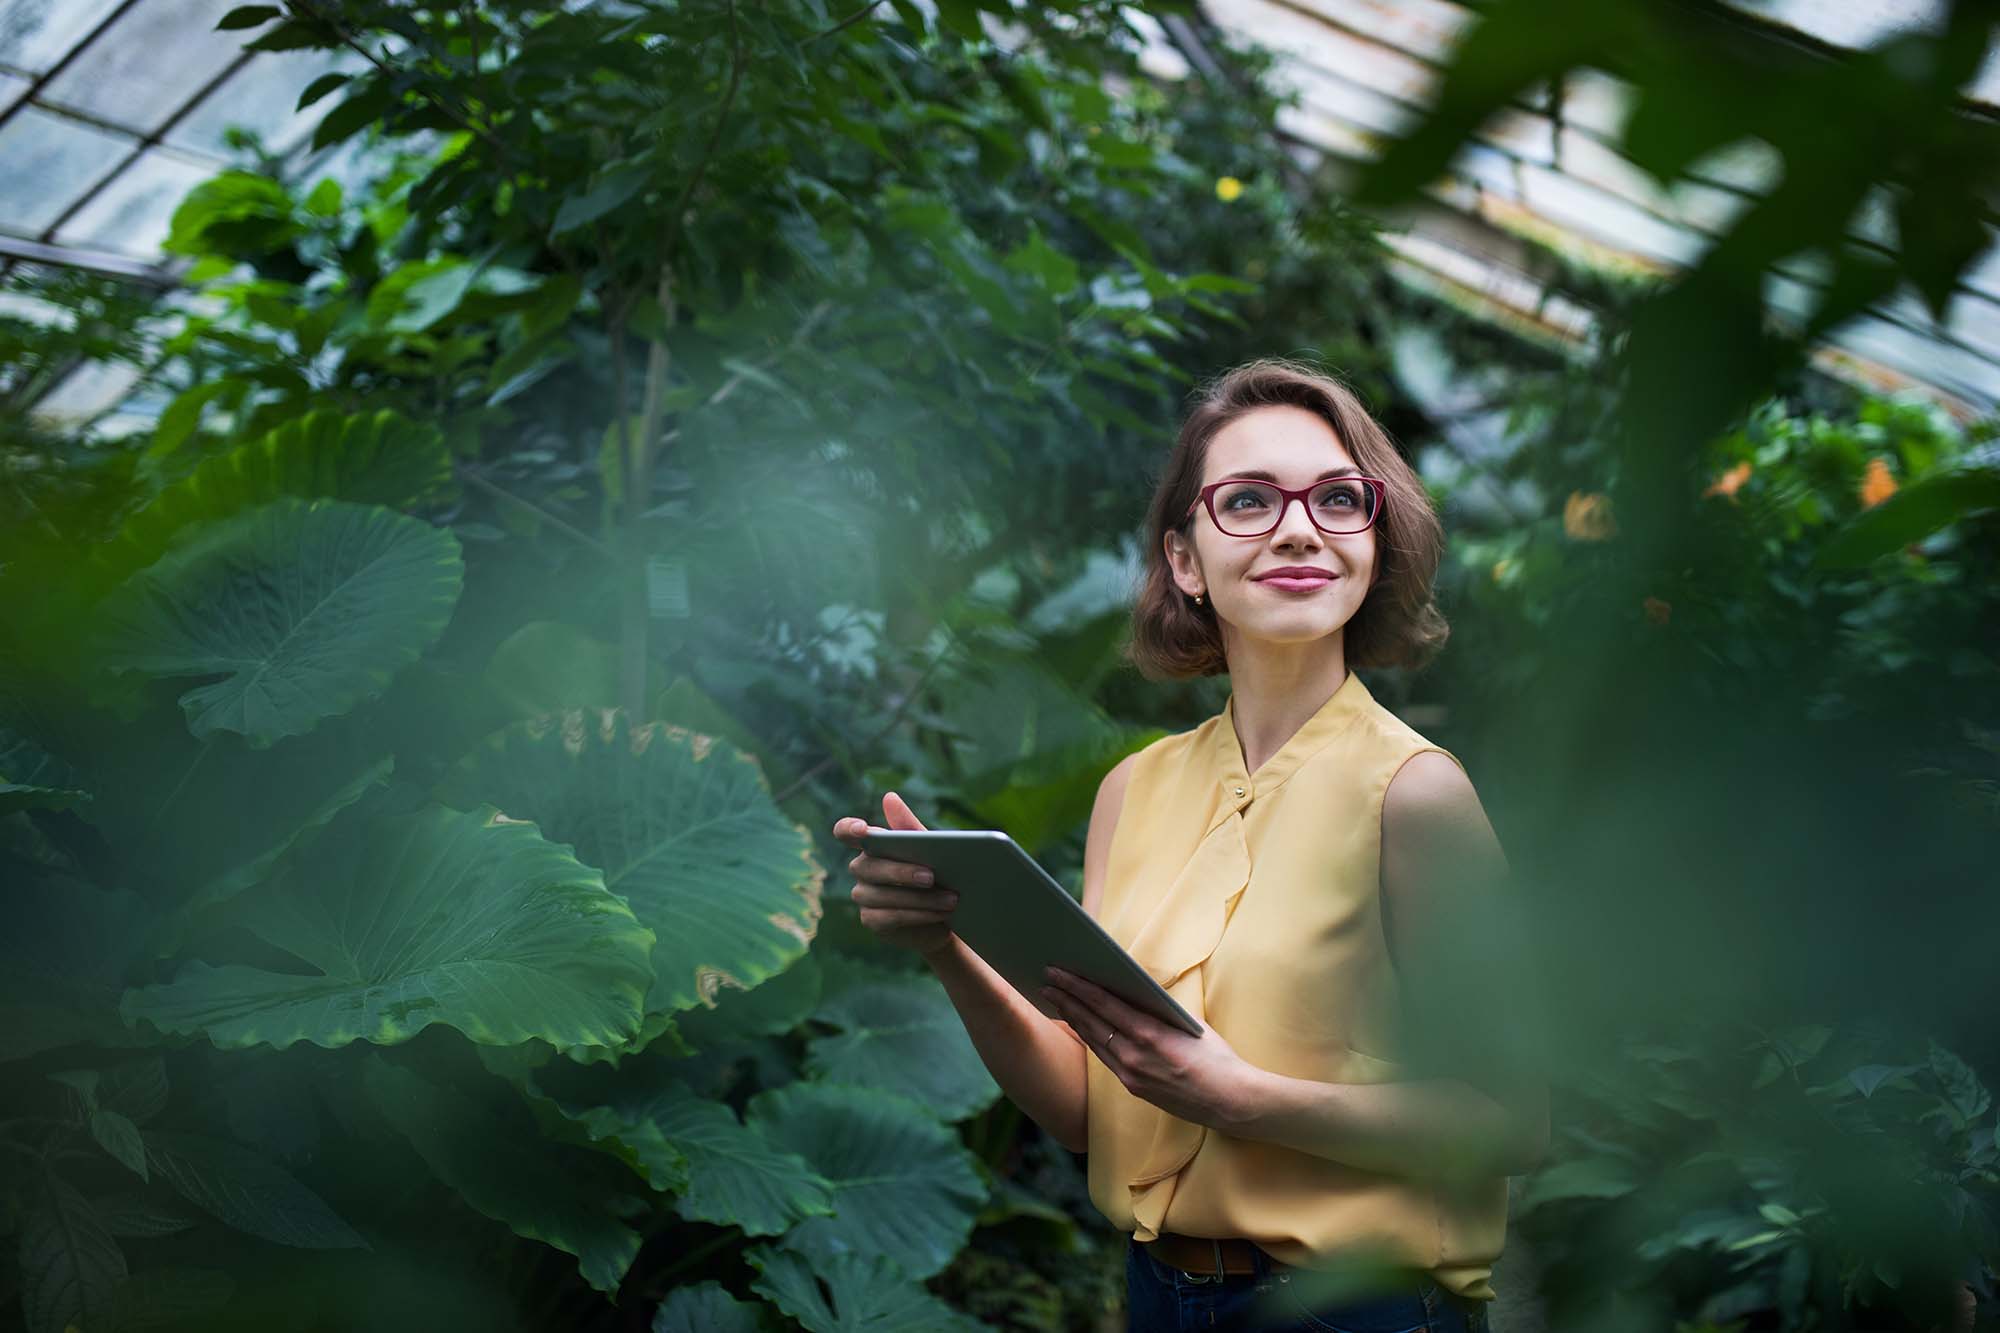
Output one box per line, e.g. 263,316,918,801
1085,667,1508,1301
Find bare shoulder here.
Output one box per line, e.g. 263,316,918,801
1081,752,1140,919
1382,749,1488,839
1381,748,1508,896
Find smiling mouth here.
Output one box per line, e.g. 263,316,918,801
1256,574,1337,591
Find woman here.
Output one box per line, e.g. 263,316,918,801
834,359,1548,1332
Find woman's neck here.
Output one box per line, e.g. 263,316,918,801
1222,636,1350,776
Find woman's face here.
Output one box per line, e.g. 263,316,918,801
1165,404,1379,652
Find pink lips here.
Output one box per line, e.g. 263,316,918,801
1254,567,1338,593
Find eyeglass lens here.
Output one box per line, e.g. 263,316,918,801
1212,480,1375,535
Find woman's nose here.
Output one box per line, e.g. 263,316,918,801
1270,495,1323,545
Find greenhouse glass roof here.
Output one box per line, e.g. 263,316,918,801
1141,0,2000,417
5,0,1999,426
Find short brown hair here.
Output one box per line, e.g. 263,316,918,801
1127,357,1449,680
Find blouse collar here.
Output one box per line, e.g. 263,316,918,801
1204,668,1373,828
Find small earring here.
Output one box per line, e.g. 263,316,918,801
1193,593,1205,607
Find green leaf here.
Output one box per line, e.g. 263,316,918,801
164,170,297,258
1929,1039,1992,1126
122,804,655,1052
675,953,822,1051
745,1082,985,1280
365,1058,641,1295
1813,467,2000,569
20,1174,126,1333
296,72,351,112
94,1195,198,1239
484,620,621,716
91,1110,149,1182
378,260,479,334
1353,0,1628,208
149,380,239,459
1848,1063,1920,1098
552,164,652,235
652,1283,770,1333
312,82,397,151
805,957,1000,1122
216,5,281,30
561,1079,834,1236
439,711,823,1020
80,712,392,927
142,1131,365,1249
94,408,456,593
745,1246,985,1333
1517,1156,1640,1210
98,498,464,747
1003,228,1080,297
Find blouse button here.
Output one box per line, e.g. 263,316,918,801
1233,785,1245,797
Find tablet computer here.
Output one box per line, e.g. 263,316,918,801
860,828,1203,1038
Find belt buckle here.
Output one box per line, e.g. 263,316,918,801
1179,1238,1227,1284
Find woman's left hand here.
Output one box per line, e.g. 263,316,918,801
1040,966,1260,1131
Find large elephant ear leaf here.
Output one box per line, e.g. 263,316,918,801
652,1281,772,1333
805,954,999,1122
364,1058,642,1296
121,804,654,1052
745,1246,985,1333
93,408,455,590
98,497,463,748
745,1082,985,1281
440,709,823,1019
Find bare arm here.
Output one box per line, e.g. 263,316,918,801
1227,750,1551,1182
921,754,1135,1154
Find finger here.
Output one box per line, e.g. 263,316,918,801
832,816,870,848
852,883,957,911
1042,988,1115,1059
857,907,955,929
883,791,928,832
847,853,936,887
1049,968,1152,1037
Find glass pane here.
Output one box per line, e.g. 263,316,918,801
40,0,245,134
0,105,132,235
54,145,213,257
170,48,361,157
0,0,124,75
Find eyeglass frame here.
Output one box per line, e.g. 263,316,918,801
1183,475,1387,538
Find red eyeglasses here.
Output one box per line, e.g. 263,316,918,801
1185,476,1386,538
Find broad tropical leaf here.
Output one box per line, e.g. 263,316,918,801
142,1131,365,1249
93,408,456,590
19,1173,126,1333
745,1247,985,1333
745,1082,985,1280
0,728,90,814
79,707,391,924
365,1058,642,1296
558,1078,834,1237
99,497,463,747
676,953,822,1051
121,805,654,1052
440,710,823,1017
651,1282,769,1333
805,956,999,1122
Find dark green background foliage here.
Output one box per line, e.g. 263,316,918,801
1,1,1997,1330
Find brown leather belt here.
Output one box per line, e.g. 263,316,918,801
1142,1232,1285,1278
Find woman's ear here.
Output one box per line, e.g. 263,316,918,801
1164,528,1204,600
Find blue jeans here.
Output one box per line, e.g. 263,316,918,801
1124,1237,1492,1333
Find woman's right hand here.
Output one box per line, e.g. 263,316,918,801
831,791,960,961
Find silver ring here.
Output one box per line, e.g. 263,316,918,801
1105,1030,1119,1048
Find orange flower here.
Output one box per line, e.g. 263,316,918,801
1564,491,1618,540
1860,457,1897,509
1643,596,1671,625
1703,460,1752,502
